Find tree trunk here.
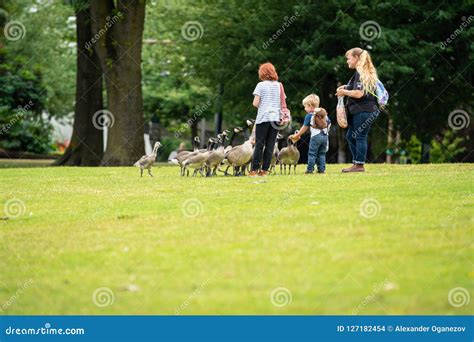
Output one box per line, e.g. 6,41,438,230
90,0,146,166
336,125,346,163
214,83,224,135
421,137,431,163
386,111,393,164
55,6,103,166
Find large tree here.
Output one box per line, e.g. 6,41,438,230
90,0,146,166
56,4,103,166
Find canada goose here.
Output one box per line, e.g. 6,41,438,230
224,127,244,153
225,138,253,176
223,120,255,176
269,133,284,174
278,131,300,175
172,136,200,176
134,142,162,177
182,138,217,177
205,133,228,176
219,120,255,175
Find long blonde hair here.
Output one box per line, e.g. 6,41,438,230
346,47,378,94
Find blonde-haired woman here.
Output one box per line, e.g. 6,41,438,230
336,47,380,172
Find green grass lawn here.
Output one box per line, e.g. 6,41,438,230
0,163,472,315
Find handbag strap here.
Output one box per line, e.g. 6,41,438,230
279,82,287,110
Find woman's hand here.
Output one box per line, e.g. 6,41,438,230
335,88,347,97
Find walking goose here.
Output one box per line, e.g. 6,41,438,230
172,136,200,176
134,142,162,177
182,138,217,177
269,133,284,174
278,131,300,174
205,133,228,176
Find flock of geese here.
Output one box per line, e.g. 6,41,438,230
134,119,301,177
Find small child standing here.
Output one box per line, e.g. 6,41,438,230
289,94,330,174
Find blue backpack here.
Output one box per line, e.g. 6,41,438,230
374,80,389,107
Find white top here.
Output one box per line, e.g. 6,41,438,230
253,80,282,124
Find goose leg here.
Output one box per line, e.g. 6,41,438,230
280,164,282,174
140,168,143,177
148,169,153,177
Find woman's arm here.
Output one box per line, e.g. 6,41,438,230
253,95,260,108
335,88,364,98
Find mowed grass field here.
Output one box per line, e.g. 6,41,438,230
0,162,472,315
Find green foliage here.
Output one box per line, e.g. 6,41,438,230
157,136,182,162
405,135,422,164
430,130,467,163
0,49,52,153
0,107,53,154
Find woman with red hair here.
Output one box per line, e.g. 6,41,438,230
249,62,283,177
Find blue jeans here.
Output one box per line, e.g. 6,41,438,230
346,110,379,164
307,133,328,172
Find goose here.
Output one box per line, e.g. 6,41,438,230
225,139,253,176
182,138,217,177
224,127,244,153
171,136,200,176
269,133,284,174
278,131,300,175
223,120,255,176
219,120,254,175
134,141,162,177
205,132,228,177
178,137,214,176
